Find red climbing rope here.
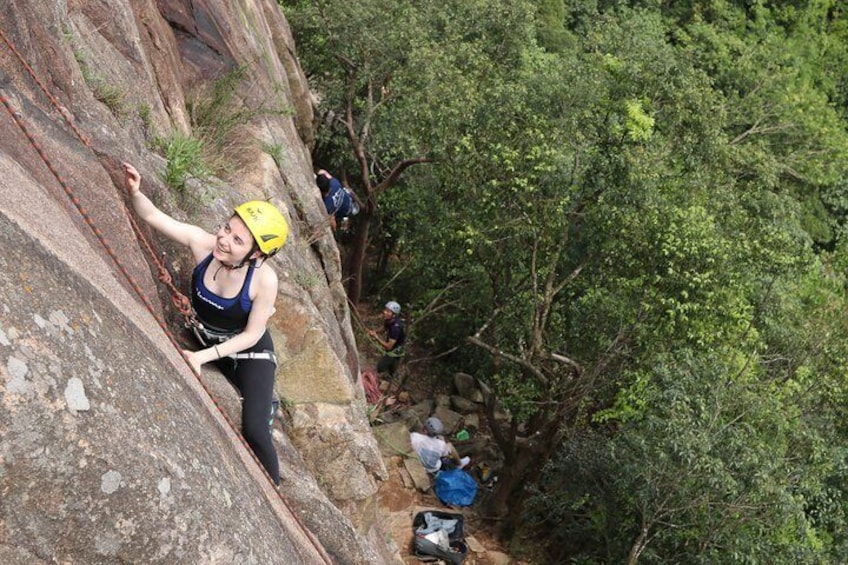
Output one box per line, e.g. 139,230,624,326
0,25,331,564
0,26,194,323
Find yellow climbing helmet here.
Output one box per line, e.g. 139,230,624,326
234,200,289,256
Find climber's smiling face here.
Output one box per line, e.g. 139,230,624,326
214,215,256,265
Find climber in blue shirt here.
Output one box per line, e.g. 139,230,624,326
316,169,360,230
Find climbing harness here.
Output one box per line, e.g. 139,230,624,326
0,24,331,564
231,351,277,363
386,346,405,358
188,317,232,344
189,318,278,365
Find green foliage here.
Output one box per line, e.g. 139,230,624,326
530,352,832,563
91,81,127,117
186,65,292,179
262,142,286,168
137,103,158,146
185,66,255,177
535,0,573,52
291,269,322,289
137,103,152,131
155,132,211,212
73,48,127,118
287,0,848,558
623,99,654,142
187,66,253,146
668,0,848,249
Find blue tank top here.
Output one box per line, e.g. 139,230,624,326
190,253,256,333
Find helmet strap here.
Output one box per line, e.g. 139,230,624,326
212,261,245,281
212,243,260,280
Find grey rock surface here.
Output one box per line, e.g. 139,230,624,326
0,213,325,563
0,0,395,563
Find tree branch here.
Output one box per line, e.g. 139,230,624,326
373,157,433,195
477,376,512,458
730,121,795,145
412,279,464,326
551,262,585,298
406,345,461,365
344,81,371,193
362,78,373,146
467,335,549,387
550,352,584,374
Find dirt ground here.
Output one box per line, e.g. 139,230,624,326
375,450,514,564
354,303,526,564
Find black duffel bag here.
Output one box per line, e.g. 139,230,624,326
411,510,468,564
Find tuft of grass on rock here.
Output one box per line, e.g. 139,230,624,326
156,132,211,214
262,142,286,168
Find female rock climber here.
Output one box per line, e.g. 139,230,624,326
123,162,286,486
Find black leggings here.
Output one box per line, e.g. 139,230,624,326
214,331,280,485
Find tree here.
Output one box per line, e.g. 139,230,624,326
286,0,848,557
526,255,848,562
282,0,434,301
383,1,848,551
283,0,536,302
529,351,835,563
513,3,848,557
667,0,848,249
389,5,754,533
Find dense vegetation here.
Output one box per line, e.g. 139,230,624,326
283,0,848,562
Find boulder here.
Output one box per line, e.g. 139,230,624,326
463,413,481,433
402,457,432,493
465,535,486,554
454,372,484,403
372,421,415,459
401,399,434,431
434,393,452,409
450,395,478,415
455,438,492,461
487,550,513,564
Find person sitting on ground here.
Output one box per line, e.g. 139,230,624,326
315,168,360,230
410,417,470,474
367,300,405,377
123,162,286,487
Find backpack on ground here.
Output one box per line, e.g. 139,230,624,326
433,468,478,507
411,510,468,564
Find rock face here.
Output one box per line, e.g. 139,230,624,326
0,1,393,563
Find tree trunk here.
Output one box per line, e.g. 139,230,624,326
483,403,566,539
346,208,372,303
626,524,650,565
485,444,543,538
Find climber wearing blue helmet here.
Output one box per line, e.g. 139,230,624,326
367,300,405,377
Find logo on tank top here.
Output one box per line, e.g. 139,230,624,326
195,288,225,310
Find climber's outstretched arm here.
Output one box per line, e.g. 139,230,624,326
122,162,214,262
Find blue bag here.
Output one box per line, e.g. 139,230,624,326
434,468,478,507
